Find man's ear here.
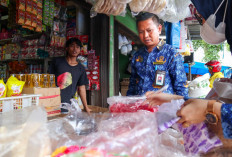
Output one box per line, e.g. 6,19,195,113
158,24,162,35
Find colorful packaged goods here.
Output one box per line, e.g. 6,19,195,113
107,96,158,113
6,76,25,97
0,79,7,98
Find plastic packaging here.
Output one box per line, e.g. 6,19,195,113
158,0,191,23
108,95,158,113
92,0,128,17
188,73,211,98
6,76,25,97
0,79,6,98
75,111,159,157
0,106,51,157
156,99,222,155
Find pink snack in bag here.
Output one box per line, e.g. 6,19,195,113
108,96,158,113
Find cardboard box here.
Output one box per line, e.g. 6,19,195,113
22,87,61,117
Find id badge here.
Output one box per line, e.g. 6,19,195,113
153,70,166,88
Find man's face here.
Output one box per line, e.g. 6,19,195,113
66,42,81,57
137,18,162,50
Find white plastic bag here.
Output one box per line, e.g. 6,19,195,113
158,0,191,23
188,73,211,98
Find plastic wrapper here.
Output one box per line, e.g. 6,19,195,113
73,111,159,157
0,79,7,98
157,0,191,23
188,73,211,98
108,96,158,113
92,0,128,17
6,76,25,97
206,78,232,104
158,128,198,157
129,0,166,15
0,106,51,157
156,99,222,155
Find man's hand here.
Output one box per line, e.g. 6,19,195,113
84,106,92,115
143,91,183,107
176,99,208,127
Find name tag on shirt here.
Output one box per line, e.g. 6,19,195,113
153,70,166,88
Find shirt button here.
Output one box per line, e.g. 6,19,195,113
142,90,144,93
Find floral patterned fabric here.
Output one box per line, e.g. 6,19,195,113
127,43,188,97
221,103,232,139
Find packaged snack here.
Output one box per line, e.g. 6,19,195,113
37,0,42,8
26,0,32,13
17,0,25,11
59,36,66,48
37,7,42,20
32,1,37,15
35,20,42,32
31,15,37,27
17,10,25,25
0,79,7,98
25,13,32,26
108,96,158,113
53,20,59,32
6,76,25,97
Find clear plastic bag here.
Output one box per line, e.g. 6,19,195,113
74,111,159,157
158,0,191,23
156,99,222,155
107,95,158,113
92,0,128,17
0,106,51,157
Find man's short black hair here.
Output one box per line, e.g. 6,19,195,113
136,12,160,27
66,37,83,48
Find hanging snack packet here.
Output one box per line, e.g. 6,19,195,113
25,13,32,26
37,0,42,8
37,7,42,20
32,1,37,15
17,10,25,25
6,76,25,97
26,0,32,13
17,0,25,11
0,79,7,98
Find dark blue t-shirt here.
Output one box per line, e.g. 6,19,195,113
49,57,88,103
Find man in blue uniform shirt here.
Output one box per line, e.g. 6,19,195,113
127,13,188,97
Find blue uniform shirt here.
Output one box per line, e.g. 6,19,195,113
221,103,232,139
127,42,188,97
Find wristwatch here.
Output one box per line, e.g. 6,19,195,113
205,100,218,124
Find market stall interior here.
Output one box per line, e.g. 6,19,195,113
0,0,232,156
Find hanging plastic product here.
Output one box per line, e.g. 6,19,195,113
158,0,191,23
165,21,181,49
118,33,123,49
92,0,129,17
121,45,128,56
200,0,228,45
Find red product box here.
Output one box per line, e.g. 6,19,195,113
91,70,99,76
91,75,100,90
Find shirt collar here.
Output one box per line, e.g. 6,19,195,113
144,39,166,53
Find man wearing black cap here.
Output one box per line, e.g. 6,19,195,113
127,13,188,97
49,38,91,114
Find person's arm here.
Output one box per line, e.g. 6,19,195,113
168,50,188,97
144,92,183,107
127,55,137,96
78,85,91,114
